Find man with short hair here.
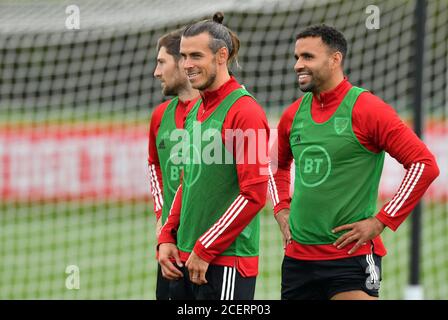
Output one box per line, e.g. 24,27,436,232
148,28,199,300
270,24,439,300
158,13,270,300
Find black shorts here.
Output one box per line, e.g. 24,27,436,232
169,264,256,300
156,263,171,300
281,254,382,300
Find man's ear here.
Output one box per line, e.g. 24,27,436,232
331,51,343,70
216,47,229,65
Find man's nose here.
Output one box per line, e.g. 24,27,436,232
294,59,304,72
154,65,161,78
183,57,194,70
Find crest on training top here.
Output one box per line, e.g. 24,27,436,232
334,117,349,134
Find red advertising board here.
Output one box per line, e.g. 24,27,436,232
0,122,445,202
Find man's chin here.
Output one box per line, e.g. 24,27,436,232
299,83,315,93
190,82,200,90
193,82,208,91
162,88,176,96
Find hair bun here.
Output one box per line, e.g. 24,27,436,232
212,11,224,24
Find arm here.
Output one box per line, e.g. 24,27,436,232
148,104,166,221
355,93,440,231
269,101,299,215
158,185,182,244
191,97,270,263
374,130,439,231
157,185,184,280
269,101,299,247
334,93,440,253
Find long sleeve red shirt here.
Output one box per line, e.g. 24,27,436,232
147,98,196,221
269,77,440,260
158,77,270,277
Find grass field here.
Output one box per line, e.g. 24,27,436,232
0,200,446,299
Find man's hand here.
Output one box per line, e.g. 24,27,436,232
156,217,163,238
274,209,292,248
332,217,386,255
158,243,184,280
185,251,209,285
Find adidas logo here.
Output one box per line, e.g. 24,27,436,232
158,140,166,149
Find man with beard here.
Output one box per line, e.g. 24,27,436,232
148,28,199,299
158,12,270,300
269,24,439,300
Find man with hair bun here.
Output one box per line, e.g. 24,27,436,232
158,12,270,300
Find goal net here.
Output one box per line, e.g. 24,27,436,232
0,0,446,299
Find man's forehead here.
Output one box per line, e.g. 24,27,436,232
295,36,325,49
157,46,170,59
180,33,211,50
295,38,330,56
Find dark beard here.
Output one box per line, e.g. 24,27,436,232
299,81,316,93
162,86,177,96
163,82,184,96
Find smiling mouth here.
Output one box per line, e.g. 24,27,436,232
187,72,200,80
297,73,312,84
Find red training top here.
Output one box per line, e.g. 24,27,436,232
148,97,196,221
269,77,440,260
158,76,270,277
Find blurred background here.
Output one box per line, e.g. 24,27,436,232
0,0,446,299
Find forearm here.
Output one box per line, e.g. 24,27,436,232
148,163,163,220
377,156,439,231
158,185,182,244
271,167,291,214
269,112,294,215
148,107,164,219
193,181,267,262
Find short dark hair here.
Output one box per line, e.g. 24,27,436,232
183,12,240,67
296,24,347,64
157,28,184,61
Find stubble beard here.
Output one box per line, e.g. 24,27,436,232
299,80,316,93
196,71,217,91
162,71,185,96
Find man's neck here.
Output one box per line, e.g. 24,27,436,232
314,73,344,100
178,87,199,102
202,71,231,93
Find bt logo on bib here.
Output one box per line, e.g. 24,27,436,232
298,145,331,187
303,158,324,174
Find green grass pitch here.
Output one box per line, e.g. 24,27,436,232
0,200,446,299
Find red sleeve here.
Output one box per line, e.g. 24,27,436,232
269,98,301,215
192,96,270,262
148,101,170,220
158,185,182,244
353,93,440,231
